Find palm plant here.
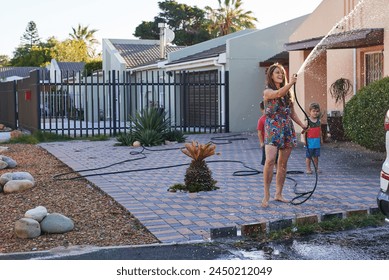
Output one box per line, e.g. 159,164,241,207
205,0,257,37
117,107,187,147
130,107,170,146
180,141,218,192
69,24,99,58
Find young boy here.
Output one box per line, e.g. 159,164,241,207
257,101,278,166
304,102,322,174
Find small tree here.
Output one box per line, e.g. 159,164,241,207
329,78,352,112
169,141,218,192
21,21,41,51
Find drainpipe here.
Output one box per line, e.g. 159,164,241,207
214,55,227,132
353,48,357,95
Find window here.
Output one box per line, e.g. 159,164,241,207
365,52,383,85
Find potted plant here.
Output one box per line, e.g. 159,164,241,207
328,78,352,141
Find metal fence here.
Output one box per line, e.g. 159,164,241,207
0,69,229,137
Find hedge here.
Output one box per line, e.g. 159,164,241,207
343,77,389,152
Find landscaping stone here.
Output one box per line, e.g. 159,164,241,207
0,155,17,168
40,213,74,234
14,218,41,239
0,160,7,170
0,146,9,153
3,180,35,194
0,171,34,186
25,206,48,222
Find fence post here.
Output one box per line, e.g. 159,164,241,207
224,71,229,133
182,71,187,132
112,70,117,136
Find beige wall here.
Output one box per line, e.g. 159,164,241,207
289,0,389,132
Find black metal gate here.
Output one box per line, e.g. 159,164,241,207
0,69,229,137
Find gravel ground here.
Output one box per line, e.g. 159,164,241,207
0,144,159,254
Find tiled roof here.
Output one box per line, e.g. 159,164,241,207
56,62,85,73
166,44,226,65
112,43,183,68
259,51,289,67
0,66,44,80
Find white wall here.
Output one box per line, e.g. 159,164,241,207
102,39,129,78
227,16,308,132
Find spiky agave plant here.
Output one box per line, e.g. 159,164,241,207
180,141,218,192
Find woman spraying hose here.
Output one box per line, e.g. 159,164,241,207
261,63,307,208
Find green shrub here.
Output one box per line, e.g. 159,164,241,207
164,130,187,143
116,133,137,146
136,129,164,147
7,131,72,144
131,107,169,135
116,107,187,147
343,77,389,152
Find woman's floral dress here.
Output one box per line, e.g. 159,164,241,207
264,96,297,149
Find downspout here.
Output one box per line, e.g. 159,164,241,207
213,57,227,132
353,48,357,95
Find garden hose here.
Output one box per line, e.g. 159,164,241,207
53,134,305,203
290,81,319,205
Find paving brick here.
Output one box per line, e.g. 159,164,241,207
241,222,267,237
321,212,344,221
346,209,368,217
210,226,237,239
296,215,319,225
269,219,293,232
40,134,383,244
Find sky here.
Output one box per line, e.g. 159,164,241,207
0,0,323,58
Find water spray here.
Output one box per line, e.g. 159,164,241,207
297,0,366,75
290,0,371,204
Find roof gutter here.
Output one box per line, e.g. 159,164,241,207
164,53,226,72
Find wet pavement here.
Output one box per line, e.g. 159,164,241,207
2,224,389,260
0,132,385,260
39,133,383,242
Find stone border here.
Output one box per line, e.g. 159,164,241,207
210,207,380,239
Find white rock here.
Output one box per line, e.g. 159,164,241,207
15,218,41,239
0,160,7,170
133,141,141,147
3,179,34,193
25,206,48,222
0,155,17,168
0,146,9,153
0,171,34,186
0,132,11,143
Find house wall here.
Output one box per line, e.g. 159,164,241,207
102,39,129,76
289,0,389,132
227,16,308,132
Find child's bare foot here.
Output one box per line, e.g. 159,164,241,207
261,199,269,208
274,196,289,203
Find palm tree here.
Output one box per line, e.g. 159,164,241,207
69,24,99,58
205,0,257,37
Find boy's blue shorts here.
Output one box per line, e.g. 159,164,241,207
306,148,320,158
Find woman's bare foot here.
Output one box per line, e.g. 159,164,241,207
274,196,289,203
261,199,269,208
